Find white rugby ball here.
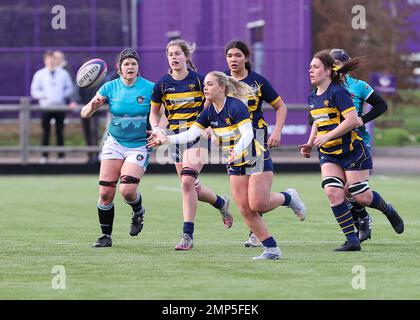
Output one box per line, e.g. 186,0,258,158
76,58,107,88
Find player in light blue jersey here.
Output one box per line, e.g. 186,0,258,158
331,48,389,242
81,48,154,248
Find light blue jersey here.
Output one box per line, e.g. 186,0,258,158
342,75,374,147
98,76,154,147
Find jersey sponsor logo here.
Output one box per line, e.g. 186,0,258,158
165,87,176,92
137,96,144,104
312,113,330,123
169,97,195,105
211,121,219,126
308,104,314,109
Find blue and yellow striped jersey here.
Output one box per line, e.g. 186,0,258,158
225,70,282,129
195,96,264,166
151,70,205,133
308,82,362,155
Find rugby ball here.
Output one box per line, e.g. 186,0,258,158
76,58,107,88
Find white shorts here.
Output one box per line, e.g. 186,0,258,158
101,135,150,171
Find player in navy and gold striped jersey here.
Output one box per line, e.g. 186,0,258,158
300,50,403,252
225,40,305,248
148,71,306,260
149,40,233,251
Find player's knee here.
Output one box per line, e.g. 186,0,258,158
249,200,267,214
180,167,198,192
348,180,371,205
322,176,346,204
98,192,114,205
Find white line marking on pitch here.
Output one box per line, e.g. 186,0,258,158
155,185,181,192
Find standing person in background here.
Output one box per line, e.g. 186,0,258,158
80,48,154,248
55,50,103,163
300,50,403,252
330,48,390,242
30,50,74,163
149,39,233,251
224,40,306,248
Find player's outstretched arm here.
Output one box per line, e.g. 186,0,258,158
80,94,106,118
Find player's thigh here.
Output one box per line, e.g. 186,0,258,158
248,171,273,205
181,147,207,173
99,159,123,182
320,162,346,181
229,175,251,210
345,169,370,185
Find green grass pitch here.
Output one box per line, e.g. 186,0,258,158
1,173,419,299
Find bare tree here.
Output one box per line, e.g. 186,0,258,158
312,0,419,90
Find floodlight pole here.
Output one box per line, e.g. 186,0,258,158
131,0,138,49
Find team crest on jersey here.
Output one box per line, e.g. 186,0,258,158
136,154,144,161
225,117,231,125
188,84,196,91
324,99,330,107
137,96,144,104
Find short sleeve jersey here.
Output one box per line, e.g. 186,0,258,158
151,70,205,133
98,76,154,148
225,70,282,129
308,82,362,155
195,96,263,165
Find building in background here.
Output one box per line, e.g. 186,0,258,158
0,0,311,107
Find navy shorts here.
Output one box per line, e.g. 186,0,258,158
170,136,211,163
318,140,372,171
227,149,274,176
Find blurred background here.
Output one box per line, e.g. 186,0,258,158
0,0,419,173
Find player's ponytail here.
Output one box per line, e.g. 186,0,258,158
313,49,361,84
208,71,254,103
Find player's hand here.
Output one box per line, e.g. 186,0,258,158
267,131,281,148
299,143,312,158
91,96,106,109
313,134,331,148
146,134,169,148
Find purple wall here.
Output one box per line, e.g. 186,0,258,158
138,0,312,104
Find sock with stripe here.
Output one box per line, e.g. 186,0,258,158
332,202,359,244
124,192,143,213
97,202,115,236
183,222,194,239
350,200,368,219
367,191,392,216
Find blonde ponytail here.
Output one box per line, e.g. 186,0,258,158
207,71,254,103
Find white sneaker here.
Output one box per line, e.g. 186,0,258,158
286,188,306,221
252,246,281,260
219,195,233,228
244,233,263,247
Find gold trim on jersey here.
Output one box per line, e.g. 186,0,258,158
169,111,200,120
269,96,281,106
169,121,196,131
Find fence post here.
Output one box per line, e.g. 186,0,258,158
19,97,31,164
